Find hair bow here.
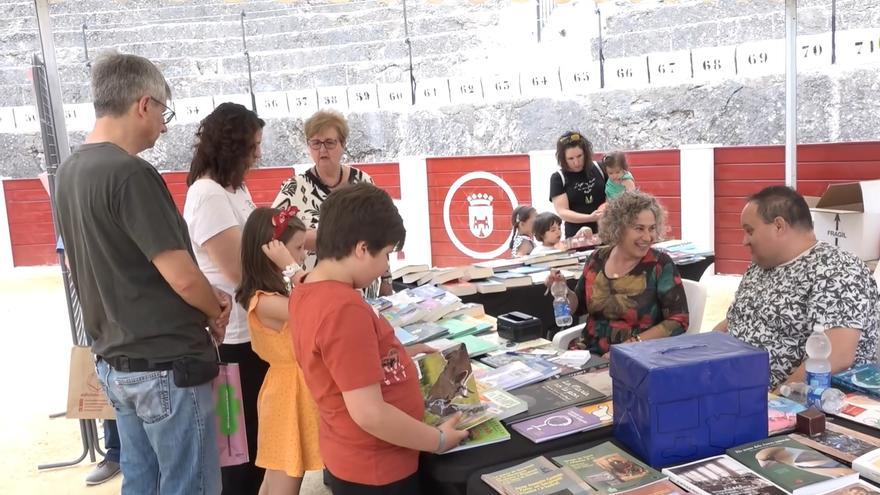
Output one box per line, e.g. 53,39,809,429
272,206,300,240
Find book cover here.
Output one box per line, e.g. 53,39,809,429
452,334,500,357
820,481,880,494
509,265,549,275
400,322,448,344
393,326,417,346
511,406,601,443
437,316,480,338
390,263,429,280
464,265,495,280
442,281,478,296
381,303,425,327
791,422,880,462
444,302,485,319
834,392,880,430
408,284,448,300
501,465,596,494
580,400,614,428
833,364,880,397
726,435,858,495
617,480,688,495
480,457,560,494
552,441,665,494
505,376,607,424
441,417,510,454
852,449,880,484
662,455,786,495
475,280,507,294
473,257,525,273
480,353,567,379
416,343,490,430
479,361,547,391
571,369,613,396
768,393,807,435
479,387,529,421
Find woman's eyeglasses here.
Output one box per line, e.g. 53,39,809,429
150,97,176,124
308,138,339,150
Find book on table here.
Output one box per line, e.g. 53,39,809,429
473,257,526,273
503,375,607,424
402,270,431,284
400,322,448,344
442,281,477,296
500,465,596,494
726,435,859,495
833,364,880,398
480,457,561,494
819,480,880,494
478,361,547,391
491,271,534,288
444,302,485,319
852,449,880,485
790,421,880,463
570,369,613,397
768,393,807,435
612,480,687,495
511,406,601,443
475,279,507,294
551,441,666,494
480,353,569,380
415,343,491,430
430,267,467,285
440,417,510,454
463,265,495,281
390,262,430,280
579,400,614,428
452,334,501,357
478,386,529,421
662,455,786,495
832,392,880,430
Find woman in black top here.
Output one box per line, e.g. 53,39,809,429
549,131,607,238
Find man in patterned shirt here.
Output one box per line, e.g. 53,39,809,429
715,186,879,390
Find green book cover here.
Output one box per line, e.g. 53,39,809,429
438,316,479,338
481,457,559,494
727,435,858,494
552,441,664,494
452,334,500,357
441,418,510,454
501,465,596,494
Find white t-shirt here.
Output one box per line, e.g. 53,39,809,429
183,178,256,344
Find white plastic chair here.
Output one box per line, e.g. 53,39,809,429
552,322,585,350
682,279,708,334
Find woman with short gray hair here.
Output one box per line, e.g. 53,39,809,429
546,190,689,356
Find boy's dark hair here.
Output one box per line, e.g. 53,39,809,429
509,205,537,248
236,207,306,309
747,185,814,231
533,212,562,242
316,183,406,260
187,102,265,189
602,151,629,171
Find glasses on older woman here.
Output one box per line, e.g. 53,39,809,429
308,138,339,150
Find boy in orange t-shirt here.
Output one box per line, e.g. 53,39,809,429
290,183,468,494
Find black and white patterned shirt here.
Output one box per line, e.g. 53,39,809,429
271,166,373,231
728,242,880,389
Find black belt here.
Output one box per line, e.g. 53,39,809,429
101,356,175,372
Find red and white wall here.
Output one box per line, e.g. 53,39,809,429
2,141,877,274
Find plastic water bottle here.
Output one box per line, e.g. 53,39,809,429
779,382,808,405
820,388,846,414
551,280,573,328
805,325,832,408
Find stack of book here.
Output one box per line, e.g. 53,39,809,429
652,240,714,266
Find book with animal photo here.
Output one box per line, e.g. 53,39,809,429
416,342,490,430
552,441,665,494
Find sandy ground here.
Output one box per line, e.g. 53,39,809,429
0,266,737,495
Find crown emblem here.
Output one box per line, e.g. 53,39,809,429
466,193,493,207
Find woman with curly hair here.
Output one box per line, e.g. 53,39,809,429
546,191,689,356
183,102,267,495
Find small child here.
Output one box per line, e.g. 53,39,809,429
289,183,468,494
509,205,537,257
236,206,321,495
603,151,636,200
532,212,564,254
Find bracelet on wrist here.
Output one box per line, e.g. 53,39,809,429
435,427,446,453
282,262,301,279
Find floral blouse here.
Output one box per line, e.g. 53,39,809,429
572,247,689,354
271,166,373,231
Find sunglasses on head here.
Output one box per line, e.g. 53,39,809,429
558,133,581,145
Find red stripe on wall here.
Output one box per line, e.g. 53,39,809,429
3,163,401,267
713,142,880,275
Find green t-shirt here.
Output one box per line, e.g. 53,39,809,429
605,171,634,199
55,143,213,362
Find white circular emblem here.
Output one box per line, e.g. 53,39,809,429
443,171,519,260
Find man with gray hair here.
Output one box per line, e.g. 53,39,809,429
715,185,879,391
55,52,228,494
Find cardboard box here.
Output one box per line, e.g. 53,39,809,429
610,333,768,468
808,180,880,261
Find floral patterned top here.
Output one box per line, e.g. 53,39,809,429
727,241,880,389
271,166,374,232
572,247,689,354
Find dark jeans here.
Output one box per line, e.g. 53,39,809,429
219,342,269,495
103,419,120,463
327,470,420,495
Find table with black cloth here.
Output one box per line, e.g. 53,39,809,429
414,414,880,495
394,256,714,339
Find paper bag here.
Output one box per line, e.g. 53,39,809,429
213,362,249,467
66,346,115,420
